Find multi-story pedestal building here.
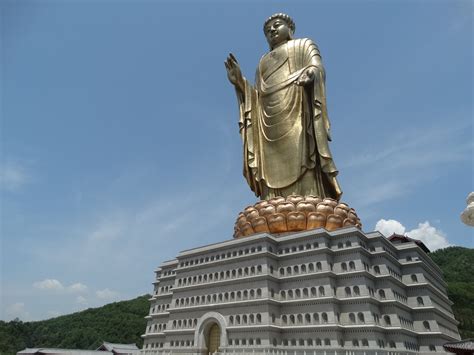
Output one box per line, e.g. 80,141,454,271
141,226,460,355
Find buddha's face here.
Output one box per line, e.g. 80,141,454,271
264,18,292,48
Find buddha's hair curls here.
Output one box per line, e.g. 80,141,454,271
263,13,295,34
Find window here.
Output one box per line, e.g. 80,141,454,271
345,287,352,297
423,321,431,330
322,312,328,323
319,286,325,296
349,261,355,270
341,263,347,271
354,286,360,296
358,312,365,323
417,296,424,306
349,313,356,324
384,315,391,326
379,289,386,299
411,274,418,282
374,265,380,274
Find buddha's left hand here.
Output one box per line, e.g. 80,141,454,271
295,68,315,86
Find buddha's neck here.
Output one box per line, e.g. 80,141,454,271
271,40,288,50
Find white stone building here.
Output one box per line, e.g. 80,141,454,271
141,227,460,355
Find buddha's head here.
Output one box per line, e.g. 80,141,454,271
263,13,295,49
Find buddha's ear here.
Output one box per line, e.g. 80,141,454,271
288,29,294,40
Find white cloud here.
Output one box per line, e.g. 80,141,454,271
76,295,88,305
407,221,451,251
33,279,89,293
375,219,450,251
356,182,407,207
341,122,472,208
33,279,64,291
0,162,31,191
96,288,119,300
5,302,30,320
68,283,88,293
47,310,61,318
88,220,124,242
375,219,406,237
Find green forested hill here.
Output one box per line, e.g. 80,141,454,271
429,246,474,339
1,247,473,355
0,295,150,355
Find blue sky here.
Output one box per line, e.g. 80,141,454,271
1,0,472,321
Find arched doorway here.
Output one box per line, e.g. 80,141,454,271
194,311,228,352
206,323,220,353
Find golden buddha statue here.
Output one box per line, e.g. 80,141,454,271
225,13,342,201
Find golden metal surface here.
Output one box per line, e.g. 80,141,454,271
207,324,220,353
226,13,342,200
233,195,361,238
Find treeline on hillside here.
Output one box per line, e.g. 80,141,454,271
0,295,150,355
1,247,473,355
430,246,474,339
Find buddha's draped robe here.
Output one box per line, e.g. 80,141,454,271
237,38,342,200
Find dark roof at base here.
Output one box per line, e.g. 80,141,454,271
388,233,430,253
444,339,474,352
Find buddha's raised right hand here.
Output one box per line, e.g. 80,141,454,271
225,53,245,94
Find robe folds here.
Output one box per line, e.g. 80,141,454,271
237,38,342,200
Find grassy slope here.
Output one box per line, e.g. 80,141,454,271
0,295,150,355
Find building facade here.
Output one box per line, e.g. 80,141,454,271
141,227,460,355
